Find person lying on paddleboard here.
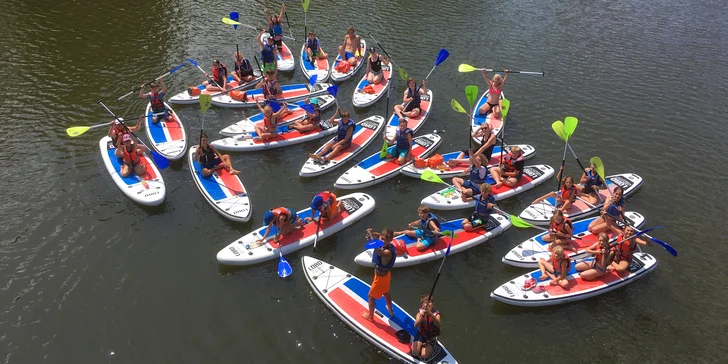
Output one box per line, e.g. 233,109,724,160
412,295,441,360
609,225,649,273
290,98,323,132
395,205,441,251
478,68,508,118
543,209,577,251
258,207,304,243
139,80,171,124
575,232,614,280
119,134,147,178
461,183,496,232
309,108,355,164
363,228,396,321
383,118,413,165
532,168,578,212
577,162,607,205
253,100,290,141
393,78,427,120
109,118,142,158
257,69,282,101
341,26,362,66
537,245,570,289
452,149,488,202
258,30,279,74
489,145,524,188
448,122,497,168
264,5,286,51
588,185,625,235
307,191,341,223
305,32,328,61
232,51,256,83
365,47,389,85
194,133,240,177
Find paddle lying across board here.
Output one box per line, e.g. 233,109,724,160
218,95,336,136
188,146,251,222
211,83,332,108
300,43,330,82
99,136,166,206
471,90,506,141
384,90,434,141
144,102,187,160
330,39,366,82
400,144,536,179
352,62,393,107
168,73,263,104
260,33,295,71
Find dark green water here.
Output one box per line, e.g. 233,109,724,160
1,0,727,362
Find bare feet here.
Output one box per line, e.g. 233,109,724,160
362,311,374,322
538,274,548,281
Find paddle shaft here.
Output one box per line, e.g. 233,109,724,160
602,211,676,257
281,1,294,40
426,233,454,302
312,218,322,252
98,101,158,159
367,32,397,68
116,62,186,101
475,68,544,76
566,142,588,175
190,61,224,90
556,142,568,190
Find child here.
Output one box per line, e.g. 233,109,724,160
461,183,496,232
542,209,577,251
412,295,441,360
395,206,441,251
362,228,396,321
384,118,413,165
537,245,570,289
576,232,613,280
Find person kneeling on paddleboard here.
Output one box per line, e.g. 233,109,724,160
341,26,362,66
383,119,413,165
537,245,570,289
109,117,142,158
609,226,649,274
365,47,388,85
588,186,626,235
119,134,147,178
232,51,256,83
448,122,497,168
257,69,282,101
412,295,441,360
194,133,240,177
139,80,171,124
542,210,577,251
577,162,607,205
290,98,324,132
462,183,496,232
309,108,355,164
306,32,328,61
532,167,577,212
363,228,396,321
252,101,290,141
395,206,441,252
478,68,508,118
490,146,524,188
394,78,427,120
257,207,304,243
576,232,614,280
258,30,279,74
452,149,488,202
307,191,341,223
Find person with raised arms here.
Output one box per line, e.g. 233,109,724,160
139,80,171,124
258,30,279,74
364,47,389,85
577,162,606,205
305,32,328,61
383,118,413,165
232,51,256,83
395,205,441,251
257,69,283,101
447,121,497,168
307,190,341,223
477,68,508,117
109,117,142,158
194,132,240,177
532,168,578,213
537,245,570,289
118,134,147,178
341,26,362,66
542,209,576,251
264,4,286,51
289,98,322,132
393,78,427,120
588,185,626,235
451,149,488,202
201,60,228,93
609,225,649,273
489,145,524,188
257,206,304,243
309,108,355,165
575,232,613,280
252,100,290,141
362,228,396,321
412,295,441,360
461,183,496,232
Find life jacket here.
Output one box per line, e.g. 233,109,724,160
263,80,278,98
593,246,608,267
212,64,228,85
605,196,625,218
122,145,141,166
235,59,253,77
612,234,635,263
148,91,165,112
198,145,217,166
261,43,276,63
336,118,355,142
334,60,351,73
475,194,495,216
270,207,291,224
407,87,421,108
372,244,396,274
418,212,441,238
551,251,570,274
468,165,487,186
550,217,573,235
369,56,382,73
269,22,283,38
306,37,320,52
584,169,602,188
113,122,129,139
502,151,524,174
418,309,441,340
395,128,413,150
560,184,577,202
314,191,335,209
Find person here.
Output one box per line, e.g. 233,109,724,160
309,108,355,164
139,80,171,124
362,228,396,321
393,78,427,119
575,233,613,280
478,68,508,117
257,206,304,243
532,168,578,212
452,149,488,202
588,185,625,235
200,60,228,93
307,191,341,223
109,117,142,158
265,5,286,50
609,225,648,273
258,30,279,74
447,122,497,168
289,98,322,132
257,69,282,101
118,134,147,178
305,32,328,61
232,51,256,83
193,133,240,177
412,295,441,360
537,245,570,288
341,26,362,66
489,146,525,188
542,210,577,251
577,163,606,205
461,183,496,232
395,205,441,251
364,47,388,85
383,118,413,165
252,101,290,141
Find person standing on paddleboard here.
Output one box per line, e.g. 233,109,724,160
264,5,286,51
532,169,578,212
307,191,341,223
119,134,147,178
383,118,413,165
461,183,496,232
412,295,441,360
451,149,488,202
576,233,614,280
393,78,427,120
309,108,355,164
609,225,649,273
139,80,171,124
577,162,607,205
588,186,626,235
305,32,328,61
448,121,497,168
490,145,524,188
395,206,441,251
232,51,256,83
341,26,361,66
478,68,508,118
256,69,282,102
542,210,577,251
290,98,323,132
258,30,279,74
194,133,240,177
252,100,290,141
364,47,388,85
537,245,570,289
362,228,396,321
109,117,142,158
257,207,304,243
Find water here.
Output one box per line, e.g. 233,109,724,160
1,0,727,362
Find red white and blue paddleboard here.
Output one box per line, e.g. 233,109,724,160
211,118,338,152
303,256,458,364
300,43,330,82
211,83,332,108
168,72,263,105
99,136,165,206
400,144,536,179
471,90,506,142
352,61,393,107
260,33,295,71
188,146,251,222
219,95,336,136
384,89,434,141
144,102,187,160
330,39,366,82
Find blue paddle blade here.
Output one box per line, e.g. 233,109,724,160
150,151,170,169
444,232,454,256
230,12,239,29
435,49,449,66
300,103,315,114
309,74,318,86
365,239,385,250
169,62,185,74
649,236,677,257
269,100,281,112
188,59,199,67
327,85,338,97
278,256,293,278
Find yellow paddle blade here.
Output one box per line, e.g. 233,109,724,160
450,98,467,114
458,63,478,73
564,116,578,140
590,156,606,181
66,126,91,137
222,17,241,26
551,120,566,142
199,94,212,113
500,98,511,118
465,85,479,109
421,169,446,185
510,215,534,228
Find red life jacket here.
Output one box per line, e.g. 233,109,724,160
212,63,228,84
502,151,524,172
148,91,165,112
551,251,569,273
418,310,441,340
612,235,635,263
271,207,290,223
122,145,141,166
263,114,276,130
560,184,577,202
550,217,573,235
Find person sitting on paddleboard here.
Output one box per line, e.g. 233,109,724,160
394,78,427,120
258,30,279,74
201,60,228,93
365,47,389,85
412,295,441,360
383,118,413,165
452,149,488,202
139,80,171,124
588,185,626,235
489,145,524,188
576,232,614,280
109,117,142,158
478,68,508,118
232,51,256,83
532,168,578,212
309,108,355,164
577,162,607,205
264,5,286,51
119,134,147,178
447,122,497,168
395,205,441,251
341,26,362,66
252,100,290,141
462,183,496,232
363,228,396,321
609,225,648,273
257,207,304,243
194,133,240,177
307,191,341,223
537,245,570,289
256,69,282,101
543,209,577,251
305,32,328,61
290,98,323,132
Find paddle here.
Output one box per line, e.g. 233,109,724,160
378,74,393,158
450,98,471,149
281,1,295,41
277,239,293,278
552,120,570,191
422,49,449,82
312,219,322,253
426,229,456,302
198,94,212,146
222,17,295,40
553,116,589,175
188,59,224,91
66,112,166,137
326,84,339,109
365,239,385,250
302,0,310,37
590,156,612,197
458,64,545,76
116,61,187,101
367,32,399,68
97,101,169,169
602,211,677,257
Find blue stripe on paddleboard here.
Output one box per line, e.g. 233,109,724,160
473,94,491,127
248,100,306,123
147,113,168,143
302,50,316,71
530,261,580,282
342,278,418,336
356,152,385,170
533,218,594,245
356,79,369,90
280,84,307,91
387,113,401,127
397,219,465,245
191,161,226,201
106,149,140,186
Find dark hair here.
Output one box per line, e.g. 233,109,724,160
381,228,393,240
201,132,209,140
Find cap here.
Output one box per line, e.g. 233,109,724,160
311,195,324,210
369,46,376,52
309,97,319,105
263,211,275,225
213,59,221,65
122,134,131,142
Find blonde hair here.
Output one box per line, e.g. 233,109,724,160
597,232,609,244
480,183,492,195
552,245,564,256
492,74,502,85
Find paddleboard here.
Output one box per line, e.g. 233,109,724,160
490,252,658,307
168,72,263,105
518,173,644,225
400,144,535,179
303,256,458,364
471,90,506,143
210,118,338,152
330,39,366,82
352,61,393,107
421,165,555,210
187,146,251,222
144,102,187,160
218,95,336,136
210,83,332,108
354,213,511,268
299,115,386,177
216,192,375,265
300,42,330,82
384,90,434,141
502,211,645,268
334,133,442,189
260,33,295,71
99,136,165,206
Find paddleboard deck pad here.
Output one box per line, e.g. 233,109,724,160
471,90,506,142
211,119,338,152
211,83,332,108
300,42,331,82
168,72,262,104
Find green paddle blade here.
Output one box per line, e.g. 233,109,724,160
222,17,241,25
458,63,477,73
199,94,212,113
440,230,459,239
551,120,566,142
465,85,478,109
500,98,511,118
302,0,310,12
379,140,388,159
66,126,91,137
421,169,446,185
450,98,467,114
510,215,534,228
590,156,606,181
398,67,408,81
564,116,578,140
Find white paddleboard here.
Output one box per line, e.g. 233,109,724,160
260,33,295,71
210,83,332,108
300,42,331,82
352,62,393,107
168,72,262,105
471,90,506,142
99,136,165,206
188,146,251,222
400,144,536,179
330,39,366,82
144,102,187,161
219,95,336,136
384,89,434,140
210,119,337,152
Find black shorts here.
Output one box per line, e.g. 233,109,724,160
274,38,283,49
202,158,222,169
463,144,495,159
583,184,599,194
404,102,421,112
468,212,490,227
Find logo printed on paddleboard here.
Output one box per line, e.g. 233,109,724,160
609,176,633,190
523,166,544,180
229,247,240,256
307,260,323,271
360,121,379,130
415,137,434,149
503,286,515,297
341,198,362,214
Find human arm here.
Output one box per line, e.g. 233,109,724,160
257,30,265,47
160,78,167,94
419,80,427,94
278,4,285,21
482,69,491,86
501,70,509,87
139,84,146,99
402,89,413,103
533,191,557,204
504,160,525,177
405,133,413,159
428,220,440,235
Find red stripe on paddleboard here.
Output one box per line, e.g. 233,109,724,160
491,174,535,195
404,229,486,257
267,209,353,249
367,69,392,94
165,113,184,141
488,116,503,130
315,58,328,70
564,187,614,216
216,169,245,196
403,100,431,129
544,270,631,297
140,157,157,180
571,229,623,250
369,145,426,175
330,127,375,162
251,89,310,102
280,46,292,60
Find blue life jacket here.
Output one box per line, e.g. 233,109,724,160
584,169,602,188
396,128,413,150
475,194,495,216
469,165,487,186
261,43,276,63
372,244,396,273
336,118,355,142
605,196,625,218
306,37,320,51
419,212,441,238
271,23,283,37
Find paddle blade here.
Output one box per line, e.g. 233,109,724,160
326,84,338,97
66,126,91,137
199,94,212,114
300,103,314,114
649,236,677,257
551,120,566,141
150,150,170,170
278,256,293,278
564,116,578,139
302,0,310,12
188,59,200,67
500,98,511,118
590,156,606,180
222,17,241,26
458,63,477,73
309,74,319,86
465,85,478,109
398,67,408,81
510,215,534,228
450,98,467,114
230,12,239,29
435,49,449,66
379,140,388,159
365,239,385,250
421,169,446,185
